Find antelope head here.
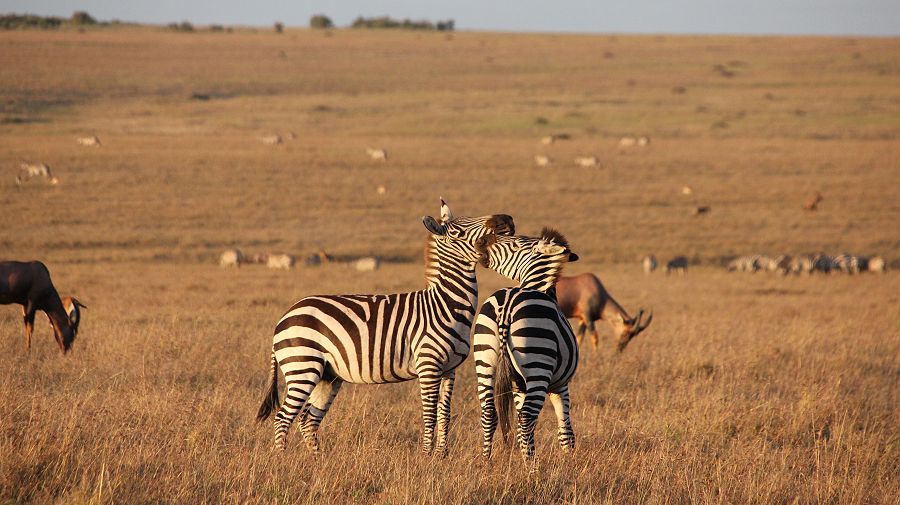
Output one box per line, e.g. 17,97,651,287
616,309,653,352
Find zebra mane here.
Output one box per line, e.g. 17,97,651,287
540,227,569,248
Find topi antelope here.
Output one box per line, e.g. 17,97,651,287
574,156,598,168
554,273,653,352
16,162,58,185
803,192,823,211
76,135,101,147
366,147,388,161
642,255,658,274
665,256,688,275
1,261,77,353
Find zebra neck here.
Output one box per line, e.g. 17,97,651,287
516,264,562,292
423,237,479,308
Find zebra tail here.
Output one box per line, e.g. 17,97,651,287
256,352,280,421
494,336,515,446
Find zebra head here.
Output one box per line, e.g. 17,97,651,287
476,227,579,291
421,198,516,271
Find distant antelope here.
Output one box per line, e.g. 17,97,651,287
665,256,688,275
693,206,711,216
868,256,886,273
637,136,650,146
803,192,823,211
555,273,653,352
618,136,637,148
353,256,381,272
574,156,598,167
260,135,283,145
642,255,658,274
219,249,245,268
366,147,388,161
16,162,58,185
267,254,296,270
76,135,101,147
534,155,551,167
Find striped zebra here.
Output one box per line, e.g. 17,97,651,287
472,229,579,462
256,200,515,454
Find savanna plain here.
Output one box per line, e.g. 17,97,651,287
1,26,899,504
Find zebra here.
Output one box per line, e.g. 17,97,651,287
727,255,761,273
789,254,815,275
256,200,515,454
868,256,886,273
472,228,580,463
833,254,866,274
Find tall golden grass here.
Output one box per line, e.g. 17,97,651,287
1,27,898,503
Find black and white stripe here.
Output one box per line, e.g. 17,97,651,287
472,229,579,462
257,200,514,454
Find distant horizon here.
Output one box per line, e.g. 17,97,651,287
2,1,899,37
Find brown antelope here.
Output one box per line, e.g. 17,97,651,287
803,191,823,211
665,256,688,275
1,261,77,352
554,273,652,352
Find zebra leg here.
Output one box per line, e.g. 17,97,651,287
514,389,546,463
434,372,455,456
299,377,343,453
548,388,575,453
273,363,324,451
417,374,442,454
477,373,498,459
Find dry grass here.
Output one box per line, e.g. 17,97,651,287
1,27,899,504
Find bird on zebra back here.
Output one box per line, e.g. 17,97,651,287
472,228,580,465
256,199,515,455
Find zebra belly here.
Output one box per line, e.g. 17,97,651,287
274,295,419,384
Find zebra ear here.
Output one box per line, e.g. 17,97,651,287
423,216,447,236
536,241,567,256
439,198,454,223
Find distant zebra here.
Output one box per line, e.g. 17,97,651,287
366,147,388,161
789,254,815,275
473,229,579,462
665,256,688,275
16,162,58,185
256,200,515,454
642,254,657,274
833,254,866,274
76,135,101,147
727,255,759,272
813,254,835,274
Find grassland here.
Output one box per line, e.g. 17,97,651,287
1,26,899,504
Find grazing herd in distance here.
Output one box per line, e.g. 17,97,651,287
218,248,381,272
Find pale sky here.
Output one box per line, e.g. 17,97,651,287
2,1,899,36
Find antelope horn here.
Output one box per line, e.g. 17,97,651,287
636,310,653,333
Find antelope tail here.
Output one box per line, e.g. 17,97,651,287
256,352,280,421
